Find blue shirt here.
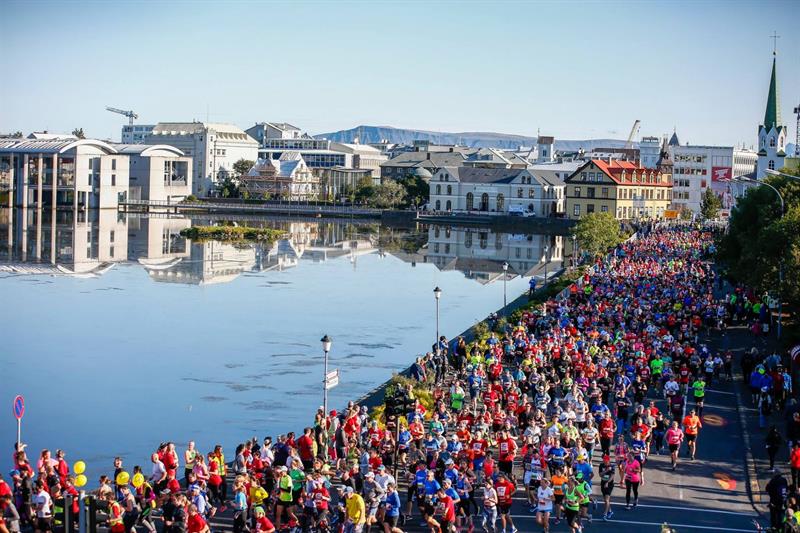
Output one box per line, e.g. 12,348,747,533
385,491,401,517
424,479,441,496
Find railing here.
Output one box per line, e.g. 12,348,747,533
119,199,382,216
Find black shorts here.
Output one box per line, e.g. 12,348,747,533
554,494,564,505
565,508,580,526
38,517,53,532
384,515,399,528
686,434,697,443
601,481,614,496
669,443,679,452
498,503,511,515
458,499,471,515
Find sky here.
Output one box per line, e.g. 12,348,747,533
1,0,798,147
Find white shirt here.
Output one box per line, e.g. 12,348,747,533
33,490,52,518
150,460,166,482
537,487,554,511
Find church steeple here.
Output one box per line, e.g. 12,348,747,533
763,49,781,129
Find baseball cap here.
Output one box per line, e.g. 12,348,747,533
345,486,354,494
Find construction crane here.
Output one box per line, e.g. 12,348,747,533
106,106,138,125
624,119,641,149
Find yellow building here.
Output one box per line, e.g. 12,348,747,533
564,159,672,220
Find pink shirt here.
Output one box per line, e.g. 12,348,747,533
624,459,641,483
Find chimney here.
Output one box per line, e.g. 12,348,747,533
427,152,431,160
449,147,454,153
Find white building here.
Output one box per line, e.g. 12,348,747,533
240,152,319,200
670,142,757,213
116,144,192,202
246,122,302,142
0,138,129,209
121,124,155,144
756,53,787,178
639,136,662,168
428,166,564,216
145,122,258,196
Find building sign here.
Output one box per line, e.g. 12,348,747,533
711,167,732,182
663,209,679,219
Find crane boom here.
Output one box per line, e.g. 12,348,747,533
625,119,641,149
105,106,139,125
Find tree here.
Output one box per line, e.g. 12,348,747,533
71,128,85,139
679,206,694,220
216,176,240,198
368,180,406,209
232,158,255,178
397,174,430,208
573,212,623,256
11,131,22,139
700,187,722,219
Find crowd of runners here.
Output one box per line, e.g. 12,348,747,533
0,224,796,533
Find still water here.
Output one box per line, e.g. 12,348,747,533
0,208,564,481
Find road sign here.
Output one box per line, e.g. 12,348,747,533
13,395,24,420
324,369,340,390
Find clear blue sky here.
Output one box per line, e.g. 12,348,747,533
1,0,797,147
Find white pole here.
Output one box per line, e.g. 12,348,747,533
323,348,329,416
17,418,21,448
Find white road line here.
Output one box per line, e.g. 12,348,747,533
607,501,757,516
705,389,735,395
593,517,757,532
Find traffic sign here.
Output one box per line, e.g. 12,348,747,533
324,369,340,390
13,395,24,420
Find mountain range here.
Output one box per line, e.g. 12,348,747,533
314,125,632,151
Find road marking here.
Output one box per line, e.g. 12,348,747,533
705,389,735,395
679,473,684,500
607,501,757,516
593,518,756,532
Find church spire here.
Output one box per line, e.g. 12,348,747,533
763,37,781,129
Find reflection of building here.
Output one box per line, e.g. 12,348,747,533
145,122,258,196
127,217,191,271
426,225,563,284
117,144,192,202
0,208,127,275
241,153,319,200
145,241,257,285
0,138,130,209
565,160,672,220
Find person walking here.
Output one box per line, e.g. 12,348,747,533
623,451,641,510
766,426,783,473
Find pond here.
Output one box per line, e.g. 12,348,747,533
0,208,565,481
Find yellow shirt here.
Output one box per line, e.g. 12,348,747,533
346,494,366,524
249,486,268,506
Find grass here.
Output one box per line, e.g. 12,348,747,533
180,225,285,243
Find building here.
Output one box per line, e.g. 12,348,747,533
121,124,155,144
145,122,258,196
535,136,555,163
240,152,319,200
756,52,787,178
323,167,373,199
564,159,672,220
670,143,757,213
427,166,563,216
639,136,662,168
380,147,468,181
245,122,302,142
0,138,129,209
116,144,192,202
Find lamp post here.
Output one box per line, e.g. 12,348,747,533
764,169,800,182
734,176,785,339
571,234,578,270
543,244,550,288
433,286,442,348
502,261,509,311
321,335,332,416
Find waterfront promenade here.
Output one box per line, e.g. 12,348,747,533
2,225,777,533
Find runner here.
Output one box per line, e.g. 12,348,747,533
535,478,554,533
623,451,641,510
665,421,685,470
682,409,702,461
598,454,615,521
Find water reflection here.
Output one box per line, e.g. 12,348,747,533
0,209,566,284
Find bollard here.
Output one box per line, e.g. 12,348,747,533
78,492,86,533
64,494,72,533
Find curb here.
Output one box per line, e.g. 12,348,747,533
732,372,765,513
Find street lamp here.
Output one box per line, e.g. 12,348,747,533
571,234,578,269
764,169,800,182
733,176,785,339
433,287,442,348
543,244,550,288
502,261,509,311
321,335,332,416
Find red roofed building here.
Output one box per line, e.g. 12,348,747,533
564,159,672,220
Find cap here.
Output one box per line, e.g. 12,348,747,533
377,465,386,470
345,486,354,494
365,472,374,478
330,410,337,417
602,454,610,461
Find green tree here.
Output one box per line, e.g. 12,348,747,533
216,176,240,198
71,128,85,139
368,180,406,208
397,174,430,208
11,131,23,138
573,211,623,256
232,159,255,178
679,206,694,220
717,172,800,325
700,187,722,219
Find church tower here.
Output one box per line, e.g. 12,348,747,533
757,47,787,178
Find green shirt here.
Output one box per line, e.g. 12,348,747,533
650,359,664,374
451,392,465,410
692,380,706,398
564,488,580,511
577,481,590,504
279,475,294,502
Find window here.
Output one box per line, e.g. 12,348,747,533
587,187,595,198
111,174,116,186
111,159,116,170
435,200,441,210
465,232,472,248
480,193,489,211
517,188,524,198
588,172,594,181
110,230,115,243
601,205,608,213
601,187,608,198
466,192,474,210
573,204,581,217
528,188,535,198
447,185,452,195
770,137,776,148
446,200,452,211
587,204,595,214
479,232,488,249
496,193,505,211
769,160,775,170
436,184,441,195
574,186,581,197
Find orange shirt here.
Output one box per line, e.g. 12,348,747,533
682,415,701,435
551,474,568,495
